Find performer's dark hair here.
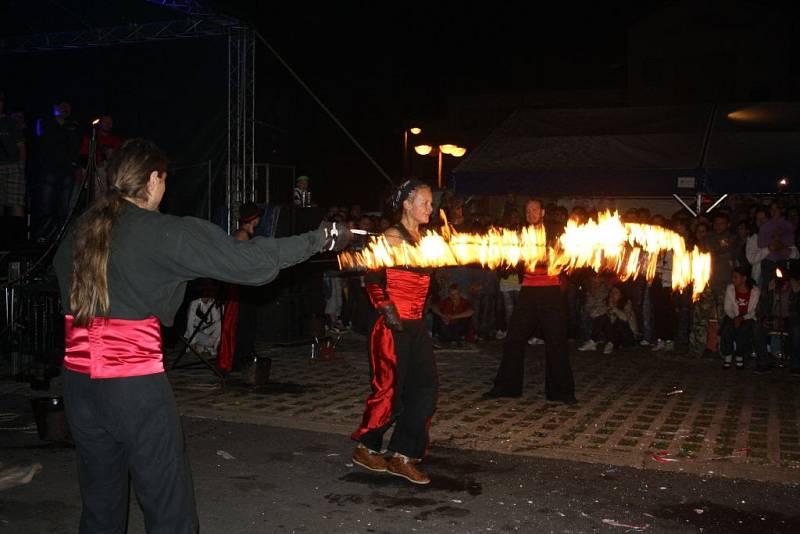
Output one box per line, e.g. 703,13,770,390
392,179,429,211
70,138,168,326
732,265,755,289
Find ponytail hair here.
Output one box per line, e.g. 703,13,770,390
69,139,167,326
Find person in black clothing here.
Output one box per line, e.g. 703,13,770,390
53,139,350,533
35,100,81,241
484,199,576,403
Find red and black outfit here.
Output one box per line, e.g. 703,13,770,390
54,202,328,534
352,224,437,459
491,224,576,401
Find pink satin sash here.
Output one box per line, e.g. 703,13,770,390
63,315,164,379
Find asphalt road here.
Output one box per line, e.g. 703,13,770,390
2,415,799,533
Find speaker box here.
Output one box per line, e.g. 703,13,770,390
253,261,326,343
252,205,327,343
270,205,324,237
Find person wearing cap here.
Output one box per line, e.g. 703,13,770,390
293,175,310,206
351,179,437,485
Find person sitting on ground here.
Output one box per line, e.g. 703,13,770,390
720,266,769,371
432,283,475,347
580,284,639,354
184,281,222,357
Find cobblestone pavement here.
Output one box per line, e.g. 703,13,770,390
168,334,800,484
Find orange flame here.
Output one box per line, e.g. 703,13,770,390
338,210,711,300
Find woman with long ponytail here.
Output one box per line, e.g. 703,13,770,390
54,138,351,533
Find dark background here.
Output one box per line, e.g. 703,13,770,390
2,0,800,212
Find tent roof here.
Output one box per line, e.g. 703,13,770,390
452,103,800,196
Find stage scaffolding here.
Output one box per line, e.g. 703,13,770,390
0,0,256,235
227,26,256,232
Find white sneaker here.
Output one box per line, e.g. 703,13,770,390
603,342,614,354
528,337,545,345
639,339,651,347
496,330,507,340
665,340,674,351
735,355,744,368
651,339,666,352
578,340,597,351
723,354,732,368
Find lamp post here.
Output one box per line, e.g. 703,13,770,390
403,127,422,179
414,143,467,188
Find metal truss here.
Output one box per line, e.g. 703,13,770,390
226,26,255,233
0,16,238,53
144,1,218,16
1,1,257,235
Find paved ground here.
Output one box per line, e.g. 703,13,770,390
2,416,800,533
165,334,800,484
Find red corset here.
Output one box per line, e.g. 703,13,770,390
63,315,164,379
385,268,430,320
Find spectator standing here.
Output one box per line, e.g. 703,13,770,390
0,93,27,239
79,115,122,197
495,268,521,340
786,265,800,375
746,207,771,290
35,100,81,241
650,251,677,352
217,202,264,373
293,175,311,206
758,202,795,292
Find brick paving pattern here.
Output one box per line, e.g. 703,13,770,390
169,335,800,483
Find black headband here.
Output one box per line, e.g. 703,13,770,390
392,179,427,211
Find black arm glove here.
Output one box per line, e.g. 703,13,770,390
320,221,353,252
378,302,404,332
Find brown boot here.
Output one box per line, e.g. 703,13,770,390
352,445,388,473
386,454,431,485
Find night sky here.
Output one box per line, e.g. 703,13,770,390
222,0,664,207
2,0,798,211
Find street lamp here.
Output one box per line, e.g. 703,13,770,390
414,143,467,188
403,127,422,179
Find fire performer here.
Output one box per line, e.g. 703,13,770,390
53,139,349,533
351,179,437,485
484,198,577,403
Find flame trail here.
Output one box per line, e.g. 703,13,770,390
338,210,710,300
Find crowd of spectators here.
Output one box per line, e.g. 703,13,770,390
322,192,800,374
0,91,122,245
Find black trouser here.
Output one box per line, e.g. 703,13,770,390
33,170,74,240
650,283,677,341
64,370,198,534
233,298,257,371
591,315,635,346
435,316,470,342
360,320,438,459
493,285,575,400
719,317,769,365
